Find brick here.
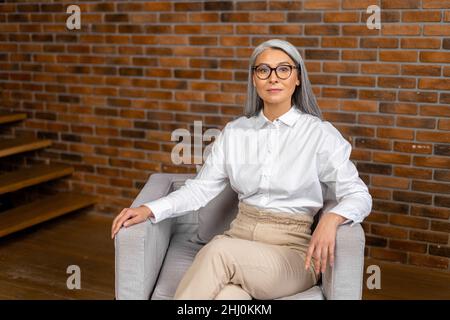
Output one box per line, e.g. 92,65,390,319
342,0,375,9
394,141,432,154
414,156,450,169
435,170,450,182
204,1,233,10
373,152,411,164
389,215,430,229
399,91,438,103
323,62,359,73
389,239,427,253
286,38,319,47
401,38,441,49
304,0,340,9
322,37,357,48
236,25,268,34
305,25,340,35
269,1,302,10
424,25,450,36
417,131,450,143
357,163,392,175
429,245,450,259
371,224,408,239
423,0,450,8
371,248,408,263
340,76,376,87
366,235,388,247
372,176,410,189
287,12,322,22
410,230,448,244
322,87,357,99
435,144,450,156
324,12,359,22
402,10,442,22
412,206,450,220
343,26,380,36
361,63,400,75
309,75,338,85
250,12,285,23
361,38,398,48
382,24,421,35
381,0,420,8
420,51,450,63
397,117,435,129
174,1,202,11
342,100,377,112
441,94,450,104
394,167,432,179
419,78,450,91
342,50,377,61
393,191,432,204
380,51,417,62
413,181,450,196
359,90,396,101
305,50,339,60
435,195,450,208
358,115,395,126
401,65,441,76
378,77,416,89
236,1,266,10
269,25,303,35
431,221,450,233
189,13,219,23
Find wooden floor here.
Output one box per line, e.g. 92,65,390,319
0,211,448,300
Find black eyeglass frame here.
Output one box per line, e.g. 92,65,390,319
252,64,299,80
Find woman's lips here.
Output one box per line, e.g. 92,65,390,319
267,89,282,93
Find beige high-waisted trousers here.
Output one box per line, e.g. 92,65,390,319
174,201,318,300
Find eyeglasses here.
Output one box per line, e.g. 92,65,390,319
252,64,299,80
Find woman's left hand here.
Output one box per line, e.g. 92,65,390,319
304,212,346,277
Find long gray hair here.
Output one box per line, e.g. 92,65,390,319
244,39,322,120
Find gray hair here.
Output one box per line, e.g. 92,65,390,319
244,39,323,120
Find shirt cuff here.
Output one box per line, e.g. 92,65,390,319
142,198,173,224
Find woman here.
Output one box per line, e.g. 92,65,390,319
111,39,372,300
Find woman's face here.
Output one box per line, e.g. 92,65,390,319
252,48,300,108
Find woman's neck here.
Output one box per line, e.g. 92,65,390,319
263,102,292,122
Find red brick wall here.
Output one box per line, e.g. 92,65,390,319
0,1,449,270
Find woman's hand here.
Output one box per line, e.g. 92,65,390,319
304,212,346,277
111,205,154,239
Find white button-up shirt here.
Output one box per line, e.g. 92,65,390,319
144,105,372,226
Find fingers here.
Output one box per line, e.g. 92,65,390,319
111,209,135,239
111,208,127,235
329,243,335,268
321,247,328,273
304,244,315,270
313,247,321,276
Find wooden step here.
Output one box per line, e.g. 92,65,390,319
0,137,52,159
0,111,26,125
0,192,97,238
0,163,74,195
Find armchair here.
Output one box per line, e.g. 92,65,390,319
115,173,366,300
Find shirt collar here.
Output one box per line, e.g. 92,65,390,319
254,105,302,129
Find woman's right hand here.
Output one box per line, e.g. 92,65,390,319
111,205,154,239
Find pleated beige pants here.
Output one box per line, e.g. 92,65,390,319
174,201,318,300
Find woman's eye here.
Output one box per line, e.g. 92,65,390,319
278,66,290,72
258,68,269,73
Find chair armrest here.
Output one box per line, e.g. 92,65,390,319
114,173,191,299
321,223,366,300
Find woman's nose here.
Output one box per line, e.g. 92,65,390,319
268,71,278,83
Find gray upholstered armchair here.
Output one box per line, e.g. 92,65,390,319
115,173,366,300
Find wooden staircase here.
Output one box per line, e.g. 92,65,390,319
0,110,97,238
